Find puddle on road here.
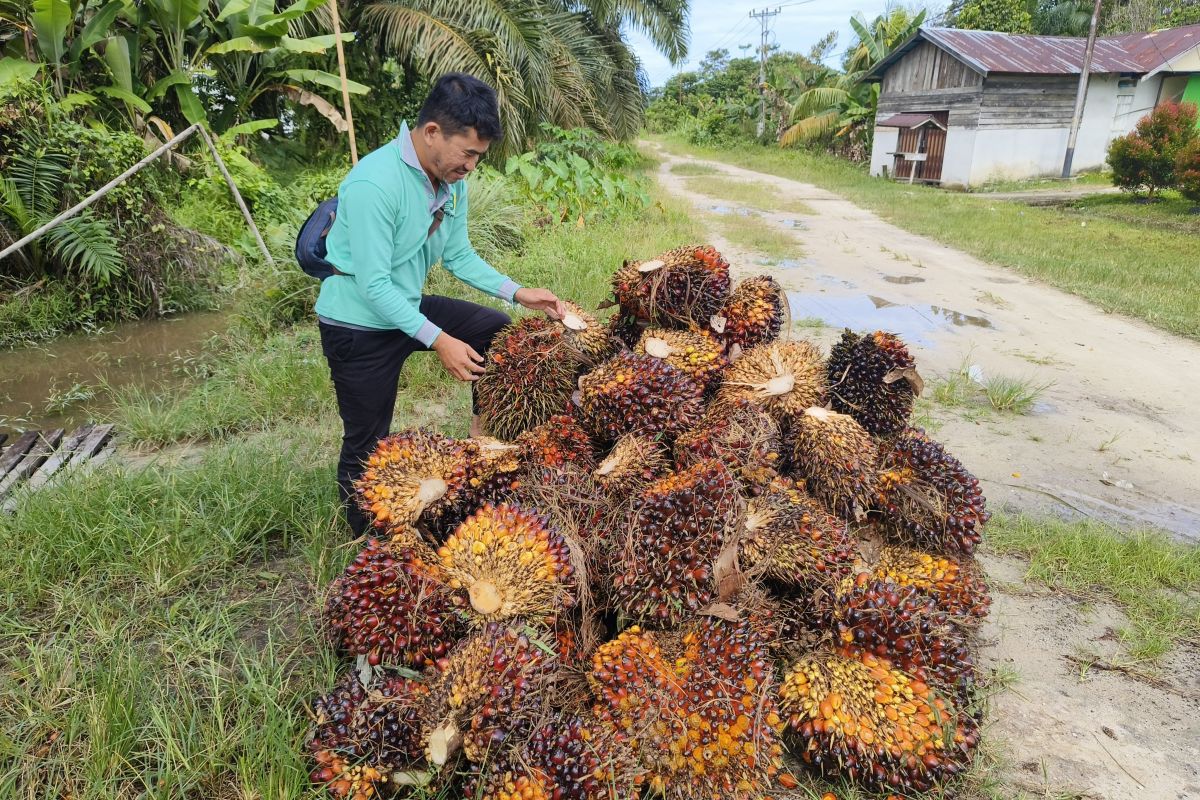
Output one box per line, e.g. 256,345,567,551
786,292,992,345
779,219,808,229
986,276,1021,284
757,257,817,271
883,275,926,284
709,204,757,216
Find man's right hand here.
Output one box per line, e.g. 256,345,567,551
432,333,486,381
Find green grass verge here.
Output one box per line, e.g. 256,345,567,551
652,135,1200,340
987,514,1200,662
0,429,345,799
712,213,804,261
683,175,815,215
1070,190,1200,235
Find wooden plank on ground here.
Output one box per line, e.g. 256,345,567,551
0,433,8,450
24,424,94,493
0,431,38,481
0,429,64,501
71,424,115,464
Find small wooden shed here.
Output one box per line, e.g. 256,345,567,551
864,25,1200,188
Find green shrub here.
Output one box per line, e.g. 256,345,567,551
1176,138,1200,203
1107,102,1198,196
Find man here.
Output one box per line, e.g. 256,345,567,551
316,73,564,535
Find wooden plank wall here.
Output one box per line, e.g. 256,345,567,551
878,41,984,128
978,74,1078,129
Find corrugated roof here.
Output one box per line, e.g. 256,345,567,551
866,24,1200,80
877,113,946,129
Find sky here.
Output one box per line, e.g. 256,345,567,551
628,0,945,89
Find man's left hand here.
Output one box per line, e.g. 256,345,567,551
514,287,566,320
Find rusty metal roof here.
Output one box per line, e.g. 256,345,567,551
867,24,1200,80
877,113,946,129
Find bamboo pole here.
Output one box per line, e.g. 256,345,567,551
328,0,359,164
197,126,274,272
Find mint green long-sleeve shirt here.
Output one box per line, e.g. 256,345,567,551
314,123,520,346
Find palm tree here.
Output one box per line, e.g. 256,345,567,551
355,0,689,152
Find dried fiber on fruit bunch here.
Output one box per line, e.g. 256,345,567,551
590,617,785,800
827,330,922,436
635,327,727,394
423,623,557,767
355,429,475,534
308,670,429,799
738,477,858,587
833,574,976,699
674,400,783,495
558,301,618,362
437,503,575,625
875,427,989,555
715,341,826,424
719,275,786,350
592,434,669,496
789,406,879,520
477,317,584,441
612,243,732,328
611,459,740,626
577,352,704,444
325,539,462,668
467,438,524,504
870,546,991,620
778,648,979,794
464,712,639,800
515,414,596,476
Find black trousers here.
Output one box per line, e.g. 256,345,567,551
319,295,511,535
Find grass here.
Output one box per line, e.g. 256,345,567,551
712,213,804,262
1070,190,1200,235
683,175,815,215
987,514,1200,662
981,374,1052,414
971,170,1112,194
926,354,1050,416
669,162,718,176
651,135,1200,340
0,428,345,799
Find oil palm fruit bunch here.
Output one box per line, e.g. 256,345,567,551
477,317,584,441
577,352,704,443
778,648,978,793
674,400,782,495
875,427,989,554
424,623,556,767
635,327,727,393
558,301,618,362
590,618,784,800
325,539,462,668
465,712,639,800
833,574,976,699
716,341,826,424
611,459,739,626
308,670,429,798
515,414,596,475
612,244,732,328
355,429,475,533
738,477,858,587
467,438,524,504
870,546,991,620
827,330,923,436
436,503,574,625
592,434,669,496
720,275,786,350
790,406,879,520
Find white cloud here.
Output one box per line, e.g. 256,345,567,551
628,1,941,87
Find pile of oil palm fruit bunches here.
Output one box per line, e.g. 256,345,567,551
307,244,992,800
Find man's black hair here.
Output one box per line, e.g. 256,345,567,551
417,73,503,142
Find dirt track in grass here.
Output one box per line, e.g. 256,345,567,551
646,142,1200,800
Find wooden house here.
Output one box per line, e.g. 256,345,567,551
864,25,1200,187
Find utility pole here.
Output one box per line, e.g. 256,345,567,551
750,7,780,139
1062,0,1103,178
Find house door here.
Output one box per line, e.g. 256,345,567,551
894,111,948,182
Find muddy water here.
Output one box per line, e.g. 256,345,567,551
0,312,229,437
786,291,992,346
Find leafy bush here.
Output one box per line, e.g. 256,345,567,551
1176,139,1200,203
1107,102,1198,196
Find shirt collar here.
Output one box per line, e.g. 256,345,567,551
397,121,451,208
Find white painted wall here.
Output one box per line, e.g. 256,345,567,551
869,126,900,178
940,126,976,188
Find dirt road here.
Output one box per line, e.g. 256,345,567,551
648,144,1200,800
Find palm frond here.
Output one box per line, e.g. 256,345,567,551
778,110,838,147
45,210,124,284
8,146,69,216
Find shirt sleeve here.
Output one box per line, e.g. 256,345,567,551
440,183,522,303
341,179,442,346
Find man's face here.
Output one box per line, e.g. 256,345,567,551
421,122,490,184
